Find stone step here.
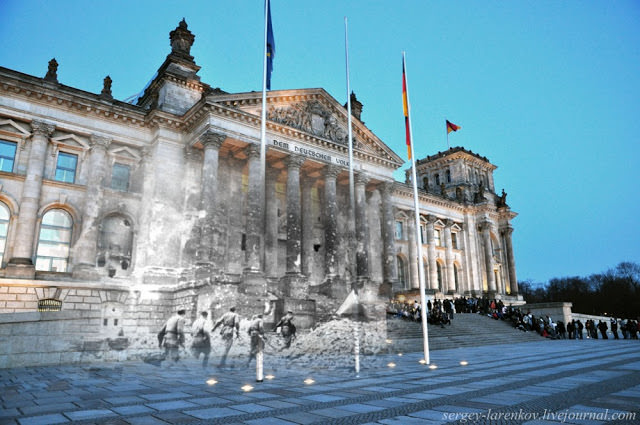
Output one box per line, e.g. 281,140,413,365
386,312,543,352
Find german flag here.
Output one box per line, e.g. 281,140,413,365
446,120,461,134
402,58,411,159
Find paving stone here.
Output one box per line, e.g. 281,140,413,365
300,394,345,402
276,411,326,424
243,417,296,425
145,400,198,411
17,413,69,425
123,416,168,425
110,405,155,415
63,409,117,421
183,407,241,420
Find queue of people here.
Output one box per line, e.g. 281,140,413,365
387,296,640,342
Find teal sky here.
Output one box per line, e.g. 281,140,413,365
1,0,639,284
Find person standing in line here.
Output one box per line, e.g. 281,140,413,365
191,311,212,368
161,309,186,366
212,307,240,367
610,317,619,339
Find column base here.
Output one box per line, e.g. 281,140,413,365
72,264,103,280
282,273,308,299
240,270,267,296
5,258,36,279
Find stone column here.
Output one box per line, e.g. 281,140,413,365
73,134,111,275
264,168,280,277
285,156,304,275
323,165,340,279
444,220,456,293
479,221,496,293
407,216,419,289
502,226,518,294
301,174,314,278
244,144,264,273
380,182,398,290
7,120,54,275
355,173,370,280
198,131,225,266
425,215,438,291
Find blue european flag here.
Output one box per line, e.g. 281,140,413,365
266,0,275,90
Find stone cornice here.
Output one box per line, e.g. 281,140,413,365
416,146,497,171
0,67,147,128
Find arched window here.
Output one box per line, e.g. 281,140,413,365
35,209,72,272
435,173,440,186
0,202,9,266
446,169,451,183
437,262,443,292
397,256,407,289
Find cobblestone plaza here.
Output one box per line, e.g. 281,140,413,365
1,340,639,424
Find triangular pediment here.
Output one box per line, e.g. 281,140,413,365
207,88,404,170
51,134,90,150
109,146,141,162
0,119,30,137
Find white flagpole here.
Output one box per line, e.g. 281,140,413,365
403,52,430,364
344,16,360,376
257,0,270,383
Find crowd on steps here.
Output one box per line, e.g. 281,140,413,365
387,297,640,341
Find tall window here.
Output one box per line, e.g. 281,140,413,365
420,224,426,244
111,163,130,191
437,262,443,292
0,202,9,265
434,229,441,247
446,169,451,183
35,209,72,272
451,232,458,249
395,221,404,240
0,140,17,172
55,152,78,183
397,256,407,288
435,173,440,186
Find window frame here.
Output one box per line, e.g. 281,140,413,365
0,140,18,173
110,162,131,192
35,209,73,273
54,151,78,183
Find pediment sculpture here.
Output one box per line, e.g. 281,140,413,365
268,100,351,146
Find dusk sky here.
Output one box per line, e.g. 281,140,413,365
1,1,638,285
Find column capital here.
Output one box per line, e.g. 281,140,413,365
30,120,55,138
354,173,369,186
285,155,305,170
380,181,395,196
90,134,112,151
245,144,261,159
324,164,341,180
426,214,438,224
478,220,492,233
201,131,226,149
500,225,514,236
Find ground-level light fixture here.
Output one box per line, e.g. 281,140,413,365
387,362,396,368
304,378,315,385
460,360,468,366
241,384,254,392
428,364,438,370
206,378,218,386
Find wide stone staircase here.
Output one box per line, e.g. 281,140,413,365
386,312,543,352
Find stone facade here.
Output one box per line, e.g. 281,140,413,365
0,21,519,365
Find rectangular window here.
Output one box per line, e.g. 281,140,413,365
451,232,458,249
420,225,426,244
434,229,441,247
395,221,403,240
55,152,78,183
111,163,130,191
0,140,17,173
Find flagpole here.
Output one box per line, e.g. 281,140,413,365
257,0,270,383
403,52,430,364
446,119,450,149
344,16,360,376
